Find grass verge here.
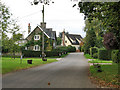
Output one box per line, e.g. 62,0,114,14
84,54,112,63
2,57,57,74
88,59,112,63
89,63,120,88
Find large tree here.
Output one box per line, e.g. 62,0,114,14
78,2,120,49
1,2,22,56
84,18,104,48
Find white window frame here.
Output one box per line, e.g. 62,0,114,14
34,45,40,51
34,35,40,40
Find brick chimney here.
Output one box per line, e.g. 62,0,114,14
40,22,46,29
28,23,31,34
62,29,65,46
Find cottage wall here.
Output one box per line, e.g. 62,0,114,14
26,27,42,41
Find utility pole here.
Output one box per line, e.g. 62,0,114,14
42,5,45,60
32,0,54,60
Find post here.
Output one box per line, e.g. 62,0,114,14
42,5,45,60
42,5,44,23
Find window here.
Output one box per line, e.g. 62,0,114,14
34,45,40,51
25,47,27,50
34,35,40,40
73,40,76,43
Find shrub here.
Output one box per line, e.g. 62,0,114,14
67,45,76,52
22,50,67,57
81,46,84,52
53,45,76,53
111,50,120,63
93,53,98,59
22,50,42,57
84,45,90,54
90,47,98,57
98,49,112,60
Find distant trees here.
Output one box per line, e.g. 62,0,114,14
1,2,23,58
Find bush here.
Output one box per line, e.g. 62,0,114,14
53,45,76,53
81,46,84,52
67,45,76,52
90,47,98,57
98,49,112,60
22,50,67,57
93,53,98,59
111,50,120,63
22,50,42,57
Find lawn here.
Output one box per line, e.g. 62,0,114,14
90,63,120,88
84,54,112,63
2,57,57,74
88,59,112,63
84,54,119,88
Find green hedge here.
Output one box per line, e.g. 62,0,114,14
98,49,112,60
22,46,75,57
22,50,67,57
22,50,42,57
111,50,120,63
90,47,98,57
93,53,98,58
53,46,76,53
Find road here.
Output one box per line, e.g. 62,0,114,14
2,52,97,88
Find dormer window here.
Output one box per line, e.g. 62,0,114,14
73,40,76,43
34,35,40,40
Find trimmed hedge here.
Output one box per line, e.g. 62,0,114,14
90,47,98,57
22,50,42,57
22,50,67,57
93,53,98,59
22,46,76,57
111,50,120,63
98,49,112,60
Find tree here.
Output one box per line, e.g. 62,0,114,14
84,18,104,48
84,28,96,54
78,2,120,49
103,32,118,50
56,37,61,45
1,2,22,57
8,33,23,59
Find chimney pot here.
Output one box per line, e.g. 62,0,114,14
28,23,31,34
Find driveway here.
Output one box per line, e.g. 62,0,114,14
2,52,97,88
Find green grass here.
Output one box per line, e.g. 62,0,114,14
84,54,112,63
88,59,112,63
84,54,94,59
2,57,57,74
90,63,120,86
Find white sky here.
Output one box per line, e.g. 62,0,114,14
2,0,86,38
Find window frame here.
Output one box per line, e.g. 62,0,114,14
34,45,40,51
34,35,40,40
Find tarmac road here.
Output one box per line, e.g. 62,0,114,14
2,52,97,88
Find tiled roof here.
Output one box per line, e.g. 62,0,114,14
65,34,82,45
26,25,56,40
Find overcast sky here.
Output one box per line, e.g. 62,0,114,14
2,0,86,38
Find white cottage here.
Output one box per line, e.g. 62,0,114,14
61,30,83,51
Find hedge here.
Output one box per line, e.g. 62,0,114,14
111,50,120,63
90,47,98,57
98,49,112,60
22,50,42,57
22,50,67,57
22,46,76,57
53,46,76,53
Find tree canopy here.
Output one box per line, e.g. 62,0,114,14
78,2,120,49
